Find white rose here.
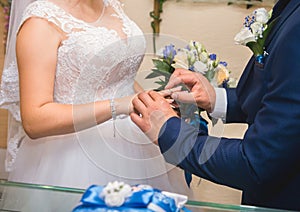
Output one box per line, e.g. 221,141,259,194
194,61,208,74
105,193,125,207
234,28,256,45
119,184,132,198
255,8,269,24
250,22,264,38
173,51,189,69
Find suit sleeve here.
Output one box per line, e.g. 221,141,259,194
158,117,257,191
225,88,247,123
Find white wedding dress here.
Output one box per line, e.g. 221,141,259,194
2,0,192,197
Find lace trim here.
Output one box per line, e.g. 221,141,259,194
20,1,88,34
5,123,26,172
0,61,21,122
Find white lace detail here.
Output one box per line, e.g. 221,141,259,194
0,61,20,121
0,0,146,171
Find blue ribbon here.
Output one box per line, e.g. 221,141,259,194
73,185,190,212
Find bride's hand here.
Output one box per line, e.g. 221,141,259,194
115,94,137,115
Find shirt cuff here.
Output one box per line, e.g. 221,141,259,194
209,87,227,121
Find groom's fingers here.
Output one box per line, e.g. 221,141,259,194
132,96,147,115
148,90,164,100
137,92,155,107
130,113,149,132
165,69,190,89
171,91,197,104
166,73,197,90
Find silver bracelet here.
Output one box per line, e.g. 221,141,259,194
110,98,116,137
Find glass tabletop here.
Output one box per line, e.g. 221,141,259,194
0,179,289,212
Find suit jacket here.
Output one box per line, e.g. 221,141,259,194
158,1,300,210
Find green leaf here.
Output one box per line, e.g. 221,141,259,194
247,41,263,56
260,17,278,46
152,59,174,73
256,17,279,52
155,81,166,86
151,68,171,78
205,69,215,82
145,71,163,79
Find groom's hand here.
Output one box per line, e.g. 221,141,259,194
166,69,216,113
130,91,178,144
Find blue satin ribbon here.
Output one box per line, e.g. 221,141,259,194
73,185,190,212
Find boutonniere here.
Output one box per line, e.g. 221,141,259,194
234,8,277,65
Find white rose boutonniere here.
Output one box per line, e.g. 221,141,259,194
234,8,277,65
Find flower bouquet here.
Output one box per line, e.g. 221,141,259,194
146,40,235,129
234,8,276,65
73,181,189,212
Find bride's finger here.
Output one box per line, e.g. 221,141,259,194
166,98,174,104
158,89,172,97
159,86,183,97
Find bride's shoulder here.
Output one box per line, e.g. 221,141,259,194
23,0,63,18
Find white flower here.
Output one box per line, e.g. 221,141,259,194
199,51,209,63
173,51,189,69
234,28,256,46
194,61,208,74
100,181,133,207
255,8,270,24
194,41,203,55
105,193,125,207
118,184,132,197
250,22,264,39
234,7,273,58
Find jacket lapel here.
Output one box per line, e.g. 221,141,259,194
265,0,300,47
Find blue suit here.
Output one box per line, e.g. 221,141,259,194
158,0,300,210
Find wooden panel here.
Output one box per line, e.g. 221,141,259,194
0,109,8,148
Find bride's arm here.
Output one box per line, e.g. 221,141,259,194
134,81,144,93
17,18,132,139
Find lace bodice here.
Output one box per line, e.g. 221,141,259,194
0,0,145,171
23,0,145,104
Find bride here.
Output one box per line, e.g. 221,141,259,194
0,0,191,195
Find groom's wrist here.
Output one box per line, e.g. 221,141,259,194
158,117,182,153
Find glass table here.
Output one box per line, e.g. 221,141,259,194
0,180,289,212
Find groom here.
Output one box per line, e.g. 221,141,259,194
131,0,300,210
